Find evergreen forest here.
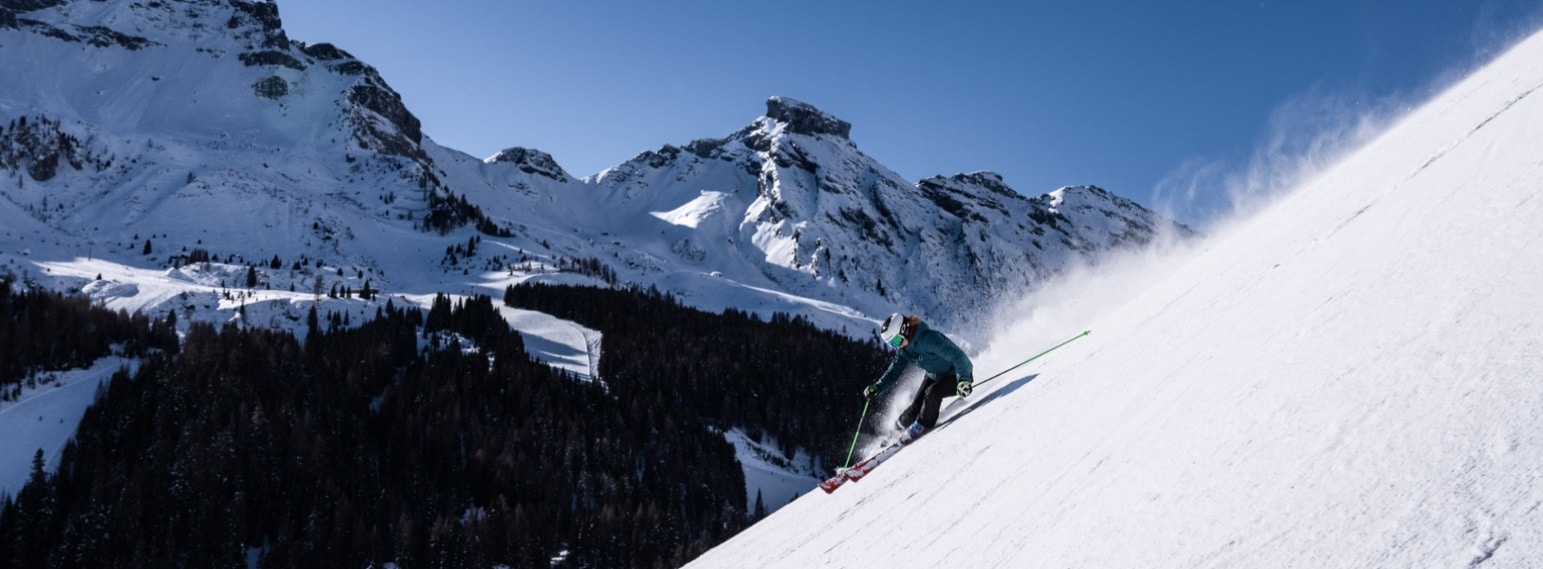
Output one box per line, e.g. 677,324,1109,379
0,278,887,568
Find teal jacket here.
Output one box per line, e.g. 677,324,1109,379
874,321,973,395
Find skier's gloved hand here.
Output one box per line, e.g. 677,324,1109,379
862,384,879,401
956,380,973,398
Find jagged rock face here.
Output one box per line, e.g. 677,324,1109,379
766,96,852,139
229,0,286,48
347,82,425,160
489,147,572,182
301,42,354,61
0,116,101,182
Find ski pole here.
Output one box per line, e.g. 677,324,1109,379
839,399,871,470
973,329,1091,389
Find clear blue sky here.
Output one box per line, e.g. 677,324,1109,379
276,1,1543,226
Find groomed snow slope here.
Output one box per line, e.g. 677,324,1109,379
687,29,1543,569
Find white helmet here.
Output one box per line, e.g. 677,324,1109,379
880,313,909,347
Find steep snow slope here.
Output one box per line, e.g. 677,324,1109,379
688,28,1543,569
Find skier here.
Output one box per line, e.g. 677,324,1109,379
863,313,974,444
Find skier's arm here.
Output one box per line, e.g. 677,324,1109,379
872,355,907,395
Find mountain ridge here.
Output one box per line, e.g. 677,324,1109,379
0,0,1189,340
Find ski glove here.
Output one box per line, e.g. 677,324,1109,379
956,380,973,398
863,384,880,401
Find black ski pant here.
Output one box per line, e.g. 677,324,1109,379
897,373,957,429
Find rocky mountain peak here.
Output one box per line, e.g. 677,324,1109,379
920,171,1019,200
230,0,288,49
765,96,851,139
488,147,571,182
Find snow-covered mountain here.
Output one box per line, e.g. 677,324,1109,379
582,96,1192,332
688,26,1543,569
0,0,1187,341
1,0,449,291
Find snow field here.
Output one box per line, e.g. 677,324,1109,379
0,358,137,500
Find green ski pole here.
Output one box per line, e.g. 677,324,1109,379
973,329,1091,389
838,399,872,471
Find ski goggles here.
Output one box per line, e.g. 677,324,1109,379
887,334,905,347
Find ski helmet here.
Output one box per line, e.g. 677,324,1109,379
880,313,908,347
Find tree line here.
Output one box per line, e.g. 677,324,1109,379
1,283,886,567
0,277,177,401
502,283,889,469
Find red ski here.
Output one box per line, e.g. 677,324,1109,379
818,443,903,493
817,472,847,493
